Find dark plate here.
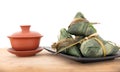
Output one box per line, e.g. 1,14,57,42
44,47,120,63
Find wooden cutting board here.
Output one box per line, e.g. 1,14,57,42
0,48,120,72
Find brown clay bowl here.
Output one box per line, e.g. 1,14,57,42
8,25,43,51
8,37,42,51
7,47,43,57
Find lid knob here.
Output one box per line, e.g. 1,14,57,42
21,25,30,33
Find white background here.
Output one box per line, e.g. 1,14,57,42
0,0,120,48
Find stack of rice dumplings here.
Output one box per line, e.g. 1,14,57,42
52,12,119,58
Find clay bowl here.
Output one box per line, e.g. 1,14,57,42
8,37,42,51
7,47,43,57
8,25,43,51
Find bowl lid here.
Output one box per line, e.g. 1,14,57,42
8,25,42,38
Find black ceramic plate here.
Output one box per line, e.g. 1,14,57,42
44,47,120,63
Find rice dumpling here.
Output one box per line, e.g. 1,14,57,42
68,12,96,36
80,36,119,57
52,28,81,57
